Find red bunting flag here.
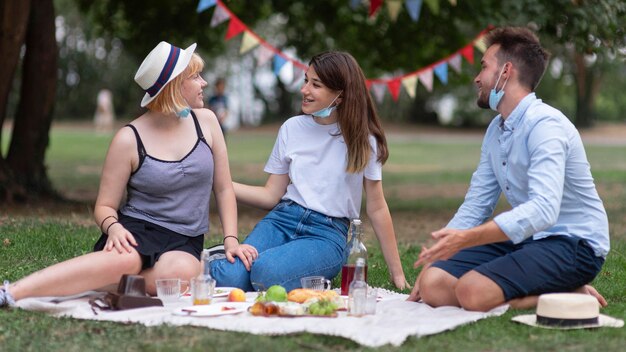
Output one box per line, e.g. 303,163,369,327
387,79,402,101
369,0,383,17
460,45,475,65
225,17,246,40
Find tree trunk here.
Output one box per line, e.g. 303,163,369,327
573,52,600,128
0,0,32,201
6,0,58,199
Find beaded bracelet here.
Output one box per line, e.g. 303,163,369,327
105,221,120,235
99,215,118,232
223,235,239,243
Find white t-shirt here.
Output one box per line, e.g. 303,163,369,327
264,115,382,219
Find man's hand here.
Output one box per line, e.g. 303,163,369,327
414,228,469,267
406,262,430,302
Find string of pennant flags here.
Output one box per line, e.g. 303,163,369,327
352,0,459,22
196,0,491,103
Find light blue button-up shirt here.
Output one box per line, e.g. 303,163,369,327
447,93,609,257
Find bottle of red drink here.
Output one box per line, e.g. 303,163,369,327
341,219,367,295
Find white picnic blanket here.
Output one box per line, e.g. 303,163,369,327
17,288,507,347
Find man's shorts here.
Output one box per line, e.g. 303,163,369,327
430,235,604,301
93,214,203,270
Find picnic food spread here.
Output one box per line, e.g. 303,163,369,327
249,286,342,317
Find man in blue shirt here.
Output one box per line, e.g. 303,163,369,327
408,27,609,312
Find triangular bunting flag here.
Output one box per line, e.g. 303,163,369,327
448,54,462,73
273,54,288,76
278,60,294,85
255,45,275,67
369,0,383,17
349,0,361,10
460,45,475,65
474,35,487,53
434,62,448,85
239,31,260,54
387,79,402,101
292,64,305,85
225,17,246,40
387,0,403,22
424,0,440,15
366,80,373,90
418,69,434,92
401,75,418,98
196,0,217,13
210,4,230,27
370,83,387,104
405,0,423,22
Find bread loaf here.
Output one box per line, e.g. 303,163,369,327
287,288,338,303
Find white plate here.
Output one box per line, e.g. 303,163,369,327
213,287,237,298
172,302,251,317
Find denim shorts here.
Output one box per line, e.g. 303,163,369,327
430,235,605,301
210,200,350,292
93,214,204,270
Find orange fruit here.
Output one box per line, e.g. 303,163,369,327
228,288,246,302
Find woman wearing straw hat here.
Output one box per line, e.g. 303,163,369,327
0,41,257,306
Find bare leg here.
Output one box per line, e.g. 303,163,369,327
139,251,201,295
419,267,460,307
8,249,142,301
455,270,506,312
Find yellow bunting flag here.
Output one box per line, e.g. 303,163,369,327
473,35,487,53
387,0,403,22
401,75,418,98
240,31,260,54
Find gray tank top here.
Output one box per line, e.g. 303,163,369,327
119,111,214,236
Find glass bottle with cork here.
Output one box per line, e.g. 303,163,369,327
191,249,216,305
348,257,367,316
341,219,367,295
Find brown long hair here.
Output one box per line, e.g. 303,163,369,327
309,51,388,173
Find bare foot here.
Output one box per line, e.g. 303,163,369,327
507,285,608,310
576,284,608,307
507,295,539,310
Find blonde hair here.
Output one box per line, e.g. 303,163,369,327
146,53,205,114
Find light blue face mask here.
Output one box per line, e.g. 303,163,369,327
311,93,341,118
488,65,509,111
177,107,191,118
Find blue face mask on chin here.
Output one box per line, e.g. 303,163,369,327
177,107,191,118
488,65,509,111
312,93,341,118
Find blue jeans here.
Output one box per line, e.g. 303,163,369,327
211,200,350,292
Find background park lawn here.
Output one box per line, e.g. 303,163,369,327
1,123,625,351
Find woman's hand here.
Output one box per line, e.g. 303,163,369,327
224,238,258,271
391,273,412,291
105,223,138,254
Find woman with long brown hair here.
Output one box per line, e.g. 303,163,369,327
208,51,409,292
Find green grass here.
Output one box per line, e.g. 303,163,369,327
2,125,626,351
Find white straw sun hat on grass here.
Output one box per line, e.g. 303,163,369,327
134,41,197,107
512,293,623,329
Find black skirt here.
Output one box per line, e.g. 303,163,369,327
93,214,203,269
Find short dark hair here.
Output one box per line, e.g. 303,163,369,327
484,27,550,91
